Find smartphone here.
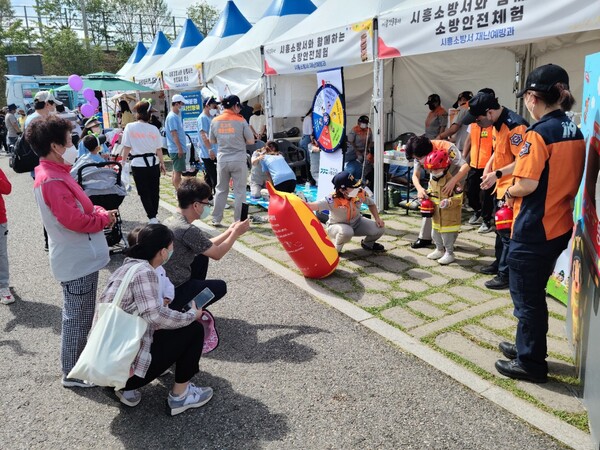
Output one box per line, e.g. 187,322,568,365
240,203,249,221
192,287,215,309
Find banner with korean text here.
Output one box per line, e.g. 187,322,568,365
378,0,600,59
180,90,203,156
133,74,163,91
163,64,203,91
264,20,373,76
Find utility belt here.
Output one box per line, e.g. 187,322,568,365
129,153,157,168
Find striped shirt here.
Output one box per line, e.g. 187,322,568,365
97,258,196,378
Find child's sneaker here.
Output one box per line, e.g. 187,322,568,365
438,252,456,265
61,377,96,388
427,249,444,260
0,288,14,305
116,389,142,407
167,383,213,416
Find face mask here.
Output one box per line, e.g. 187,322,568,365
359,123,367,129
431,170,445,178
347,188,360,198
210,108,218,117
200,204,212,220
60,145,78,165
428,103,436,111
162,249,173,265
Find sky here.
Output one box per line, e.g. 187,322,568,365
166,0,327,23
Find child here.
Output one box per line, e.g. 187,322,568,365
0,167,12,304
423,149,463,265
258,140,296,193
82,134,108,163
127,226,174,306
250,146,268,199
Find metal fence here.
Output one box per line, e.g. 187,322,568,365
11,5,190,50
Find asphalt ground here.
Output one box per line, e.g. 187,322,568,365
0,156,568,449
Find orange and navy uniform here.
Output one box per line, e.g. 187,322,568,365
468,124,493,169
209,109,254,163
511,109,585,243
492,108,529,199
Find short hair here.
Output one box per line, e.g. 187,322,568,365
405,135,433,160
176,178,213,209
126,224,174,261
25,116,73,157
83,134,100,152
265,140,280,154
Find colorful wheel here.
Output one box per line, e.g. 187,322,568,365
312,84,345,153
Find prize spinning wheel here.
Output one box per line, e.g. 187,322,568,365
312,83,345,153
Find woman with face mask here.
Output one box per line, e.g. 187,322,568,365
25,115,118,388
98,223,213,414
162,178,250,310
305,171,385,254
345,115,374,181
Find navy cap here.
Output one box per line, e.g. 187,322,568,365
516,64,569,98
331,171,361,190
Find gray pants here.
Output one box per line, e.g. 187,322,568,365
432,230,457,254
0,223,8,288
327,217,384,249
213,160,248,223
60,271,99,375
419,217,432,240
310,152,320,185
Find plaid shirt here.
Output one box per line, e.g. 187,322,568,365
97,258,196,378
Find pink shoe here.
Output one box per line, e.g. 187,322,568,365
198,310,219,354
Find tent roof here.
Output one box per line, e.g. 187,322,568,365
208,0,252,38
262,0,317,18
128,31,171,77
136,19,204,78
116,41,147,76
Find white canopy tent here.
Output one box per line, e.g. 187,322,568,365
162,0,253,91
126,31,171,81
116,41,147,78
135,19,204,89
202,0,317,101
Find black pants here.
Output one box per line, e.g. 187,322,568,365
124,321,204,388
466,168,494,222
202,158,218,193
275,179,296,193
172,254,227,310
131,164,160,220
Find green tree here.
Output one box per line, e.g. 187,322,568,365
0,1,32,104
186,0,219,36
39,27,103,75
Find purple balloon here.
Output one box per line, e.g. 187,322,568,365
83,88,96,102
89,97,99,108
68,74,83,91
81,103,96,118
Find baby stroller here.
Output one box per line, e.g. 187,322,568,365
74,158,128,254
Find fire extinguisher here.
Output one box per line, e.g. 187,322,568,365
420,198,435,218
495,203,513,230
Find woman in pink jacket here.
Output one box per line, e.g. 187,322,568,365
26,116,117,388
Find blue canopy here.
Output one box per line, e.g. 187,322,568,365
209,0,252,38
262,0,316,18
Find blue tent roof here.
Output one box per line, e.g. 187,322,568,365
262,0,316,18
146,31,171,57
208,0,252,38
172,18,204,48
126,42,147,65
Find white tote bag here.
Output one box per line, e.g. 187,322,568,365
68,263,148,390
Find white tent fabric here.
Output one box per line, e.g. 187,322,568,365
202,0,316,101
127,31,171,80
162,0,253,90
116,41,147,77
135,19,203,88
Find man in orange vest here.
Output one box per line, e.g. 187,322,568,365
462,88,495,233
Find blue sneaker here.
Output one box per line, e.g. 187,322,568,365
167,383,213,416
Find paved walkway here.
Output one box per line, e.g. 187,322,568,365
158,171,591,448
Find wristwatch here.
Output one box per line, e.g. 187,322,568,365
495,169,503,179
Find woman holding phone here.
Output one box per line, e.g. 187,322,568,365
98,223,212,415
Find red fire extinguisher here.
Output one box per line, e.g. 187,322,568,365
420,198,435,218
495,204,513,230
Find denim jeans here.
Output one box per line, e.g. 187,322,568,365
0,223,8,288
494,228,511,280
508,231,570,376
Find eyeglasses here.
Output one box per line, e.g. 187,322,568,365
194,200,211,206
48,100,55,105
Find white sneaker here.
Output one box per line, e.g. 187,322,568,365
468,213,483,225
477,222,494,234
167,383,213,416
224,204,231,210
115,389,141,407
148,217,160,224
260,188,270,201
427,249,444,260
0,288,14,305
438,252,456,265
335,244,344,253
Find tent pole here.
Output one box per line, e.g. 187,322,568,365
262,46,274,141
372,18,385,211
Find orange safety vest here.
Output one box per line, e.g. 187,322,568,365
469,124,493,169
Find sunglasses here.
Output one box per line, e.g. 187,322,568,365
48,100,55,105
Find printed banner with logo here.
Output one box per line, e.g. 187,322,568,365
180,90,203,156
163,64,203,91
378,0,600,59
264,20,373,76
133,74,162,91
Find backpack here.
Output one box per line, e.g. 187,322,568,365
12,134,39,173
